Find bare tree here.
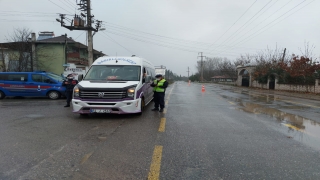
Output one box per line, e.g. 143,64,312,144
299,41,317,64
2,27,57,72
4,27,33,72
234,53,252,67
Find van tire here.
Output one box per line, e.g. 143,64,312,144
47,91,61,100
137,98,145,115
0,91,5,99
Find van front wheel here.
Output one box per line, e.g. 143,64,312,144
137,98,145,115
0,91,5,99
47,91,61,100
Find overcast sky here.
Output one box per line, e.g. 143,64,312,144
0,0,319,76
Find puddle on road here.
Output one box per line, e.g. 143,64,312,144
221,95,320,150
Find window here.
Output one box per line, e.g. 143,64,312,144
32,74,46,83
7,74,28,81
0,74,8,81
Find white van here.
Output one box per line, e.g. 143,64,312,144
72,56,156,115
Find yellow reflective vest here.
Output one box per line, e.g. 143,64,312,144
153,79,166,92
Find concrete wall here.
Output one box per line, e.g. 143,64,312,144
250,78,320,94
251,80,268,89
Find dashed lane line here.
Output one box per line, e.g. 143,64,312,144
148,145,163,180
163,109,167,114
158,118,166,132
80,151,94,165
147,84,174,179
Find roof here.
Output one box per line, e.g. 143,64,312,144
0,35,106,56
92,56,153,66
37,35,76,43
36,35,105,55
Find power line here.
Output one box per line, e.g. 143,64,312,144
58,0,76,11
0,13,56,17
210,0,274,54
102,30,242,56
100,32,135,55
103,29,217,51
224,0,279,43
214,0,307,56
0,10,58,14
65,0,78,9
64,0,82,15
103,24,262,52
48,0,73,14
214,0,297,55
222,0,296,51
207,0,258,47
74,32,85,40
0,19,55,22
226,0,308,49
215,0,314,57
101,21,220,47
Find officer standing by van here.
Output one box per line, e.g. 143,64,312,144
151,74,168,112
62,74,78,107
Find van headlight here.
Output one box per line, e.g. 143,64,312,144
74,86,80,97
127,87,135,98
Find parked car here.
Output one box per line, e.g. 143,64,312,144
0,71,66,100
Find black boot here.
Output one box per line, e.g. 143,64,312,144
159,108,164,112
151,108,159,111
64,104,70,107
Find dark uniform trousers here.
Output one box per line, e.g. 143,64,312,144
154,92,165,109
65,90,73,105
62,79,78,106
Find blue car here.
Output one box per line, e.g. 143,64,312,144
0,71,66,100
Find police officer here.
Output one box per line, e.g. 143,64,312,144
150,74,168,112
62,74,78,107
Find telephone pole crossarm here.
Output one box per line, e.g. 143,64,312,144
55,0,103,66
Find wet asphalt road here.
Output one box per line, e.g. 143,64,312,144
0,82,320,179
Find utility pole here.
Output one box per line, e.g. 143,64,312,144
31,33,36,71
282,48,286,62
187,67,190,79
87,0,93,66
198,52,206,82
65,33,68,64
56,0,102,67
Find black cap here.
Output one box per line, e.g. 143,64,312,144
67,74,73,77
155,74,162,78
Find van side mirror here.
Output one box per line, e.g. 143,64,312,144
78,74,83,81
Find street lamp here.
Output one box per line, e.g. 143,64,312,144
93,28,105,36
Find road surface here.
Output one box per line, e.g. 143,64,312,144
0,82,319,179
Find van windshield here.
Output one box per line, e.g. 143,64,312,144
84,65,141,81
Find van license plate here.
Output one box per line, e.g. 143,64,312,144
90,109,111,113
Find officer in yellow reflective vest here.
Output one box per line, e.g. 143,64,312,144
150,74,168,112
